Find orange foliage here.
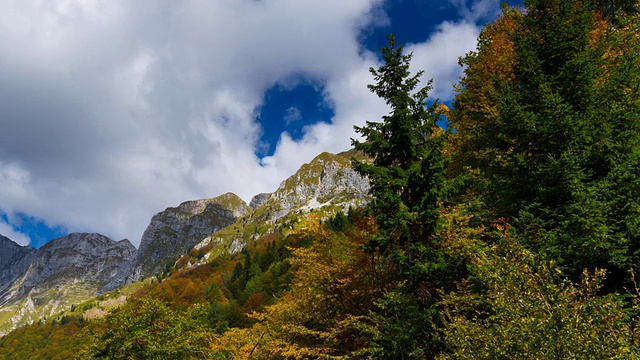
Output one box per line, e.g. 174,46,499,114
448,7,522,180
176,254,190,268
215,213,386,357
242,293,267,313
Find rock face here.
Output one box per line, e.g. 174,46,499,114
191,151,372,256
0,233,136,336
130,192,250,280
0,235,36,305
249,193,270,210
254,152,371,223
18,233,137,296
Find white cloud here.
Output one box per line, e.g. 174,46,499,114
0,0,487,248
407,21,481,100
0,0,386,247
284,107,302,125
449,0,501,22
263,19,483,176
0,219,31,247
262,54,389,177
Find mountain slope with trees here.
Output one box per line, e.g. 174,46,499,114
1,1,640,358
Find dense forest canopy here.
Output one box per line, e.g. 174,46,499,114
2,1,640,358
452,0,640,283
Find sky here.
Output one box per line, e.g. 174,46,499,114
0,0,523,249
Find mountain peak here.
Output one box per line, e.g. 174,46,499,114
40,233,117,251
209,192,250,217
0,232,136,335
0,235,37,308
249,193,270,210
0,235,29,270
130,193,247,280
260,151,370,222
21,233,136,292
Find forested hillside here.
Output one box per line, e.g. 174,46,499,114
2,1,640,358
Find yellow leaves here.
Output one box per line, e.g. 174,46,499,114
215,303,332,358
437,203,487,260
217,214,383,358
436,103,452,125
296,214,326,235
436,103,451,115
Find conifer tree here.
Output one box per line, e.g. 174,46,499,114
453,0,640,281
351,34,450,358
352,34,447,270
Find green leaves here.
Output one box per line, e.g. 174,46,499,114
439,236,635,360
350,34,454,358
84,298,213,359
8,7,640,360
453,0,640,282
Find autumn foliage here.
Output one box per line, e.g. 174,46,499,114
2,1,640,359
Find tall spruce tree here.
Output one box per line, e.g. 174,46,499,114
351,35,450,358
352,35,447,267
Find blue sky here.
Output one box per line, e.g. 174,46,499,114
0,0,523,249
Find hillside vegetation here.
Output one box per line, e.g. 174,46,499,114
2,1,640,358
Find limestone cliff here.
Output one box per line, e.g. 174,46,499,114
0,150,371,336
130,192,250,280
18,233,136,296
0,233,136,336
0,235,36,305
253,152,370,224
193,152,371,256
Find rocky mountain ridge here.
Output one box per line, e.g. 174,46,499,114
129,192,250,280
0,233,136,336
0,236,36,306
190,151,370,259
21,233,137,295
258,151,369,222
0,150,370,336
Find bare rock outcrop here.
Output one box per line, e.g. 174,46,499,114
129,193,250,280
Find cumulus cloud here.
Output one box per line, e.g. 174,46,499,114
407,21,481,100
0,0,386,247
0,0,491,247
265,19,485,176
0,219,31,247
449,0,502,22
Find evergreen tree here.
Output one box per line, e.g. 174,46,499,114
453,0,640,281
351,34,451,358
352,34,448,270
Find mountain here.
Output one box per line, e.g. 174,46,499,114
253,151,369,223
0,150,370,336
131,152,369,281
0,233,136,336
249,193,269,210
19,233,136,296
129,192,250,281
0,235,36,305
192,152,370,256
